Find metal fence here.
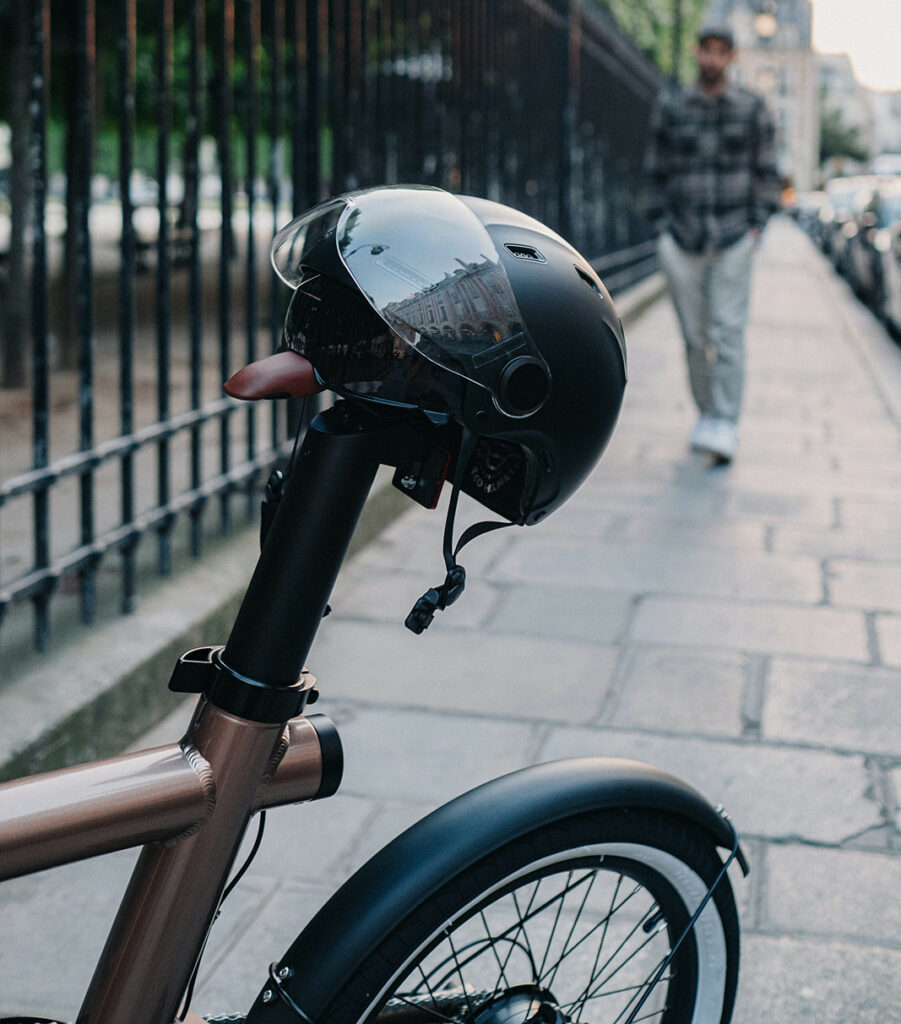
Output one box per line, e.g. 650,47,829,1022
0,0,663,655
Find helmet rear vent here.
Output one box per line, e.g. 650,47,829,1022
505,243,547,263
575,265,602,294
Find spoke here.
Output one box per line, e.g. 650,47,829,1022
443,928,476,1020
414,962,444,1015
571,908,669,1011
508,885,541,979
572,975,674,1001
381,991,464,1024
613,984,669,1024
570,873,625,1020
619,1008,667,1023
543,868,600,992
428,872,596,990
480,907,512,993
536,872,572,980
538,881,645,988
616,949,675,1024
391,866,680,1024
598,947,672,1024
416,935,533,993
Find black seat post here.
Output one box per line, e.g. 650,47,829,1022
221,403,381,692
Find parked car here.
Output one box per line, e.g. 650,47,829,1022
846,186,890,307
819,177,875,278
865,181,901,336
792,190,829,244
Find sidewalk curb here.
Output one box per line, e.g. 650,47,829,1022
0,275,665,781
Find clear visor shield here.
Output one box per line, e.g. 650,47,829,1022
271,187,550,414
271,197,347,288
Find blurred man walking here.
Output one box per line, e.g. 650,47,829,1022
644,26,781,463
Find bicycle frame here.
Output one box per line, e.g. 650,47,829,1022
0,402,406,1024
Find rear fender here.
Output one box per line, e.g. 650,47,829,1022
247,756,746,1024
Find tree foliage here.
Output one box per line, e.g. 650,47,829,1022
592,0,710,82
819,102,869,165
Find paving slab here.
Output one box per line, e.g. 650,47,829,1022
771,523,901,562
630,595,870,661
878,614,901,668
307,619,618,725
492,535,822,602
841,496,901,532
0,851,139,1019
763,658,901,754
828,559,901,613
607,646,749,737
486,583,634,644
539,727,878,844
764,844,901,945
734,934,901,1024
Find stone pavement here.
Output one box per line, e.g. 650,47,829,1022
1,217,901,1022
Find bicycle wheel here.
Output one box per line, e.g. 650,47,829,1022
315,808,739,1024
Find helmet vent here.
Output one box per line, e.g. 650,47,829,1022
505,243,547,263
575,265,602,294
497,356,551,418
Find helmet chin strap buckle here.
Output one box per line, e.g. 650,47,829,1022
404,420,509,636
405,566,466,635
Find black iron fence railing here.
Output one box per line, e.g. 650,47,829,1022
0,0,663,654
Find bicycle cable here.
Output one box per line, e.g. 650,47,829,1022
178,810,268,1020
281,394,310,481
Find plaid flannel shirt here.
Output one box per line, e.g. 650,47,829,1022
643,83,781,253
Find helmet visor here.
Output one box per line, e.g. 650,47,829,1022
271,197,347,288
271,186,550,417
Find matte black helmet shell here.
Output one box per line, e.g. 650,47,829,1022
271,185,627,525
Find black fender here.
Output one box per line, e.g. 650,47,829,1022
247,756,746,1023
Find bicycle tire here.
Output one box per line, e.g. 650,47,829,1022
309,808,739,1024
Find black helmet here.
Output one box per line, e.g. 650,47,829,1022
272,185,626,526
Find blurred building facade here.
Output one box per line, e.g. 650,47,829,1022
868,90,901,162
706,0,820,190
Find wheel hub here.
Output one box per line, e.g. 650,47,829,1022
472,985,569,1024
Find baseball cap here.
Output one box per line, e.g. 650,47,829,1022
697,25,735,48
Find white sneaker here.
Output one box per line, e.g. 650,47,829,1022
689,415,717,452
690,415,737,462
705,418,738,463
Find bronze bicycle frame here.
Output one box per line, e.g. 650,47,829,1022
0,708,333,1022
0,403,403,1024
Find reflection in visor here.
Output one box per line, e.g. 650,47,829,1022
335,189,549,414
283,273,459,413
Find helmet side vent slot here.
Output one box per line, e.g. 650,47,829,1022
575,265,602,294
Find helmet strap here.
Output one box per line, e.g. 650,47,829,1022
405,425,512,634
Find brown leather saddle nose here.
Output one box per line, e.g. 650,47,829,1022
224,351,325,400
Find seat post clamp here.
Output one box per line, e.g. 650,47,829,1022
168,646,318,723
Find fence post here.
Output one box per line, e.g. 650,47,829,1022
28,0,51,650
560,0,582,242
118,0,137,612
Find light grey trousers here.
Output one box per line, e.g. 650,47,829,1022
658,231,756,424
